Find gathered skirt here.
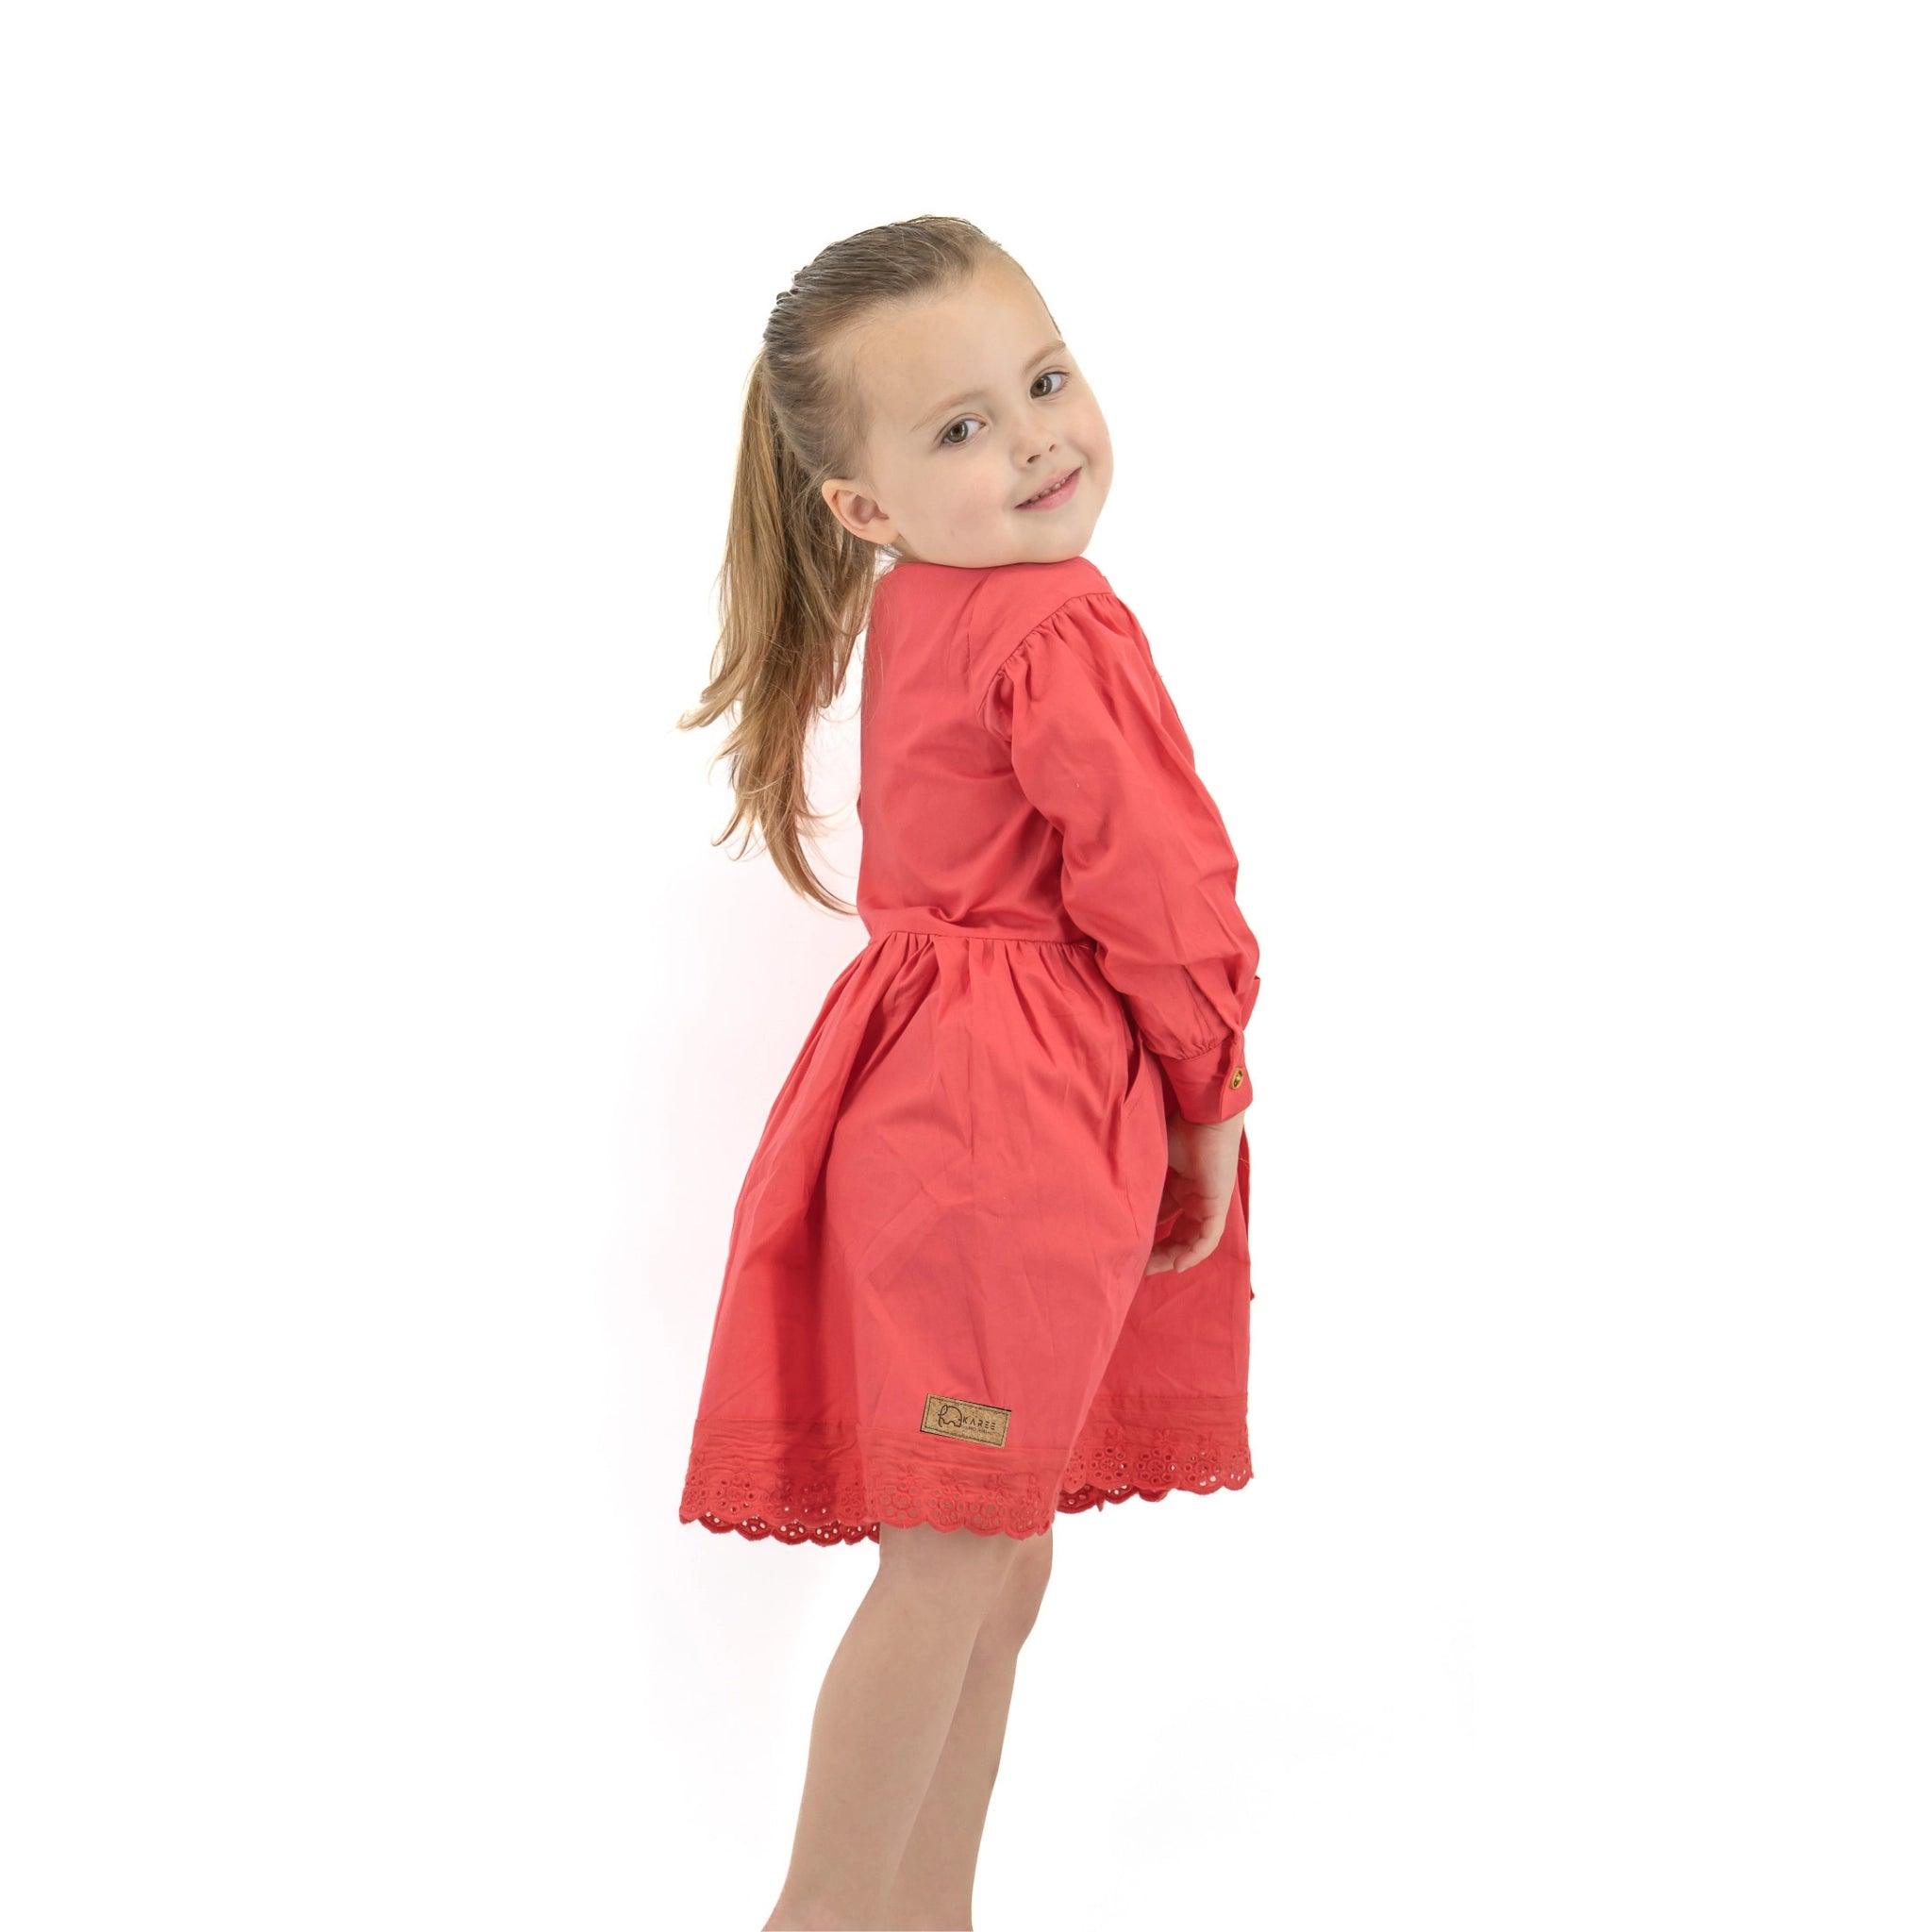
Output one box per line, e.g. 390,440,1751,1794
676,924,1256,1546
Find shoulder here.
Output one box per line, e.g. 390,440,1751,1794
872,553,1110,639
965,556,1126,686
977,555,1114,629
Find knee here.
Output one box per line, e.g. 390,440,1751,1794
876,1521,1035,1626
979,1530,1054,1650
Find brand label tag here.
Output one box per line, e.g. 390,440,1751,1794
920,1394,1011,1448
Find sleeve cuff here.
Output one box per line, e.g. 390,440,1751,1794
1155,1031,1253,1124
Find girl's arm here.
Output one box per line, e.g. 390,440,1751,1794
979,589,1262,1124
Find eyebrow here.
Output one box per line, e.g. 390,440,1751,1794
910,340,1068,434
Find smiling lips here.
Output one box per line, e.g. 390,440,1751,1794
1016,466,1082,510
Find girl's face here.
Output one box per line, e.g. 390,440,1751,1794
822,259,1113,568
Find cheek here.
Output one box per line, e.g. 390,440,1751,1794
1082,435,1113,499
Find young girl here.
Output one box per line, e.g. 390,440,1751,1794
676,216,1262,1931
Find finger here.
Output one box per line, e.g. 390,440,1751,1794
1171,1208,1229,1273
1146,1219,1208,1274
1143,1233,1185,1274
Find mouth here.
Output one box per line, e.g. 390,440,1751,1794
1015,466,1082,511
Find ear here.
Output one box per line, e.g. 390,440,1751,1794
821,476,899,551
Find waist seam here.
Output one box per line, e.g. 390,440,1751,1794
871,923,1096,949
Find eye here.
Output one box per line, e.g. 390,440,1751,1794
934,371,1072,449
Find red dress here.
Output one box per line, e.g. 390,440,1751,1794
678,555,1263,1545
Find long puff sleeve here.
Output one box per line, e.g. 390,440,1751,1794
980,590,1262,1124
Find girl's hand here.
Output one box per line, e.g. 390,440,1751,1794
1145,1111,1248,1274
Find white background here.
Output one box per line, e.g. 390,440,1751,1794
4,5,1927,1927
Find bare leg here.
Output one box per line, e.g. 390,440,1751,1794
879,1527,1054,1930
762,1521,1041,1932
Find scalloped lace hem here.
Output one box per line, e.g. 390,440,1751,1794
679,1416,1253,1548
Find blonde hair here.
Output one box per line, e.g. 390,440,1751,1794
677,215,1020,913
